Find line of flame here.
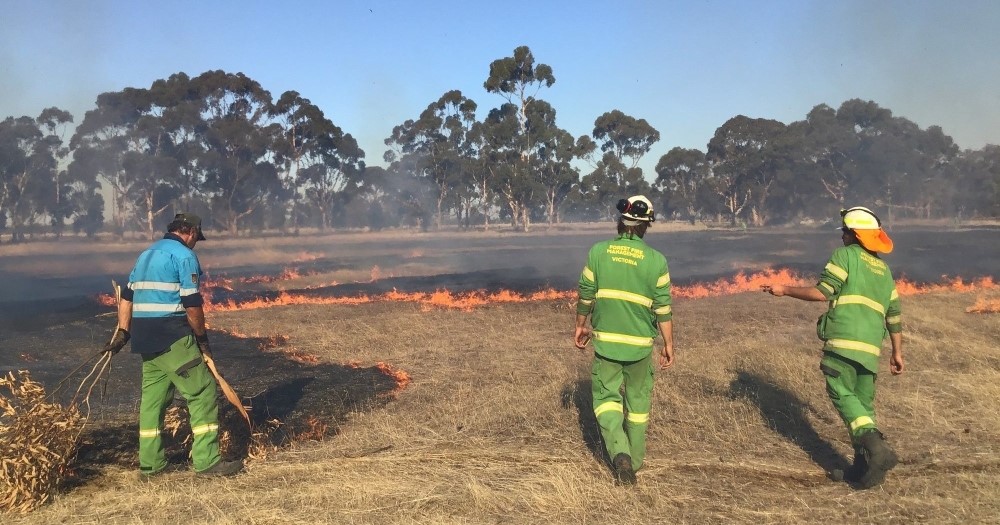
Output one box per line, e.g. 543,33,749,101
94,271,999,312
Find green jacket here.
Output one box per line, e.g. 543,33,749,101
577,234,672,361
815,243,902,373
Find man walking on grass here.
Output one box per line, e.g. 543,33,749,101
104,213,243,481
761,206,904,489
574,195,674,485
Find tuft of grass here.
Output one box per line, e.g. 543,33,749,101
0,371,84,514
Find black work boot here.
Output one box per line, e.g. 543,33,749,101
842,444,868,483
612,453,637,486
196,459,244,477
855,431,898,489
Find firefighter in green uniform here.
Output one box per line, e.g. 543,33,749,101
761,206,904,489
574,195,675,485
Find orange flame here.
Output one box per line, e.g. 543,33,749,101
673,268,806,298
292,251,322,263
205,288,577,313
96,293,116,307
895,276,997,295
966,297,1000,314
375,361,411,391
95,271,999,313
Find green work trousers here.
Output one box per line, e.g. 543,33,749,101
820,351,878,442
139,335,221,474
591,352,655,470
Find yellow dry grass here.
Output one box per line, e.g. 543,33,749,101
0,371,84,514
6,289,999,524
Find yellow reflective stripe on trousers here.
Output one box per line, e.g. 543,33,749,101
582,266,595,282
654,305,672,315
827,338,881,356
626,412,649,424
593,331,654,346
825,262,848,281
139,428,161,439
596,289,653,307
850,416,875,431
594,401,623,417
656,273,670,287
836,294,886,315
191,423,220,436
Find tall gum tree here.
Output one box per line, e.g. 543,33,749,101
483,46,555,231
193,70,283,236
384,90,476,229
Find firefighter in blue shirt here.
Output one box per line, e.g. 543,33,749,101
104,213,243,480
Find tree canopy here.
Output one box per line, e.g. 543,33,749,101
2,47,997,242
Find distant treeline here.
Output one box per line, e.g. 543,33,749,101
1,46,997,242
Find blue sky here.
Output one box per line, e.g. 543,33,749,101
3,0,999,177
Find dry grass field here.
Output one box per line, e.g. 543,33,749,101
2,225,999,524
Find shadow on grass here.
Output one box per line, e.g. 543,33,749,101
728,371,846,473
561,379,611,467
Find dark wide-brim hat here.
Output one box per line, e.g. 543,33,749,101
174,213,207,240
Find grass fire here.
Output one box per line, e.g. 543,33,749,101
1,225,998,523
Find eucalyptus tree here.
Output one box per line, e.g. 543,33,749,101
151,73,205,213
192,70,284,235
654,147,712,221
70,90,143,236
483,45,555,231
296,131,364,230
270,90,361,232
0,114,63,241
525,100,587,225
479,103,538,229
953,145,1000,217
34,108,75,236
579,110,658,217
706,115,787,225
466,115,514,230
384,90,476,229
796,104,859,208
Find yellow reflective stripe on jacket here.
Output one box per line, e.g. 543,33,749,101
825,262,848,281
579,298,593,306
818,282,834,294
139,428,161,439
593,331,655,347
191,423,220,436
654,305,672,315
835,295,886,315
656,273,670,287
594,401,623,417
886,315,901,325
596,289,653,307
582,266,595,282
890,289,899,300
626,412,649,424
827,338,881,356
850,416,875,431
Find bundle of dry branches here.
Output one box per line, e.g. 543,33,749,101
0,370,84,514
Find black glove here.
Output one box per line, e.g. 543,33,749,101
195,332,212,358
104,328,130,355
